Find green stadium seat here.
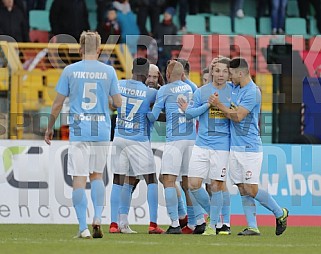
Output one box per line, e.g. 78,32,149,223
285,17,307,37
45,0,54,10
234,17,257,35
259,17,271,35
286,0,300,17
85,0,96,12
29,10,51,31
89,11,97,30
209,16,232,35
309,16,319,36
186,15,207,34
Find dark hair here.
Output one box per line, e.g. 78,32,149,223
173,58,190,75
229,57,248,69
202,67,209,75
133,57,150,75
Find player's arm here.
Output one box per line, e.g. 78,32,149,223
209,93,249,123
183,78,198,92
111,94,122,108
148,88,165,123
178,90,208,119
45,93,66,145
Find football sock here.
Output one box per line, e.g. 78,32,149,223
190,187,210,215
189,190,205,225
90,179,105,223
119,183,134,215
110,184,122,223
72,188,88,232
255,189,283,218
210,191,223,227
147,183,158,223
164,187,179,225
241,195,258,229
177,193,187,219
221,190,231,226
187,205,196,227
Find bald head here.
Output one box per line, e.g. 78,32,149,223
166,61,184,82
146,64,161,88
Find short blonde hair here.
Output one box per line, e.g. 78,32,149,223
167,60,184,80
79,31,101,55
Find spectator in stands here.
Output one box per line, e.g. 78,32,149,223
231,0,245,18
132,0,165,37
166,0,187,32
297,0,321,34
271,0,288,34
155,7,177,73
26,0,46,11
49,0,90,42
0,0,29,42
113,0,140,54
256,0,270,33
97,7,121,44
96,0,113,25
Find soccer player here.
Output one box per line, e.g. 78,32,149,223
201,67,210,86
209,57,289,236
109,58,162,234
44,31,121,238
178,57,232,235
116,63,165,234
148,60,196,234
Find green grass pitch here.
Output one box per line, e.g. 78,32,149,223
0,225,320,254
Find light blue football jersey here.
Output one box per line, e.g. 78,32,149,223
150,80,196,142
186,83,232,150
55,60,119,141
230,81,263,152
115,79,157,142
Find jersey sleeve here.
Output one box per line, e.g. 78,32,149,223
239,87,261,112
55,67,70,96
109,67,120,96
185,89,209,119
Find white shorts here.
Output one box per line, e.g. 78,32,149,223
229,151,263,184
111,137,156,176
160,140,195,176
67,141,109,176
188,146,229,181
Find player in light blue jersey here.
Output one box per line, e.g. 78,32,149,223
210,57,289,236
178,57,232,235
148,60,196,234
109,58,163,234
45,31,121,239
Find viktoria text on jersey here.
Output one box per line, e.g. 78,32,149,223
72,71,107,79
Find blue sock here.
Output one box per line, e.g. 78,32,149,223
177,194,187,218
189,190,204,224
190,188,210,215
187,206,196,226
255,189,283,218
110,184,122,223
147,183,158,223
210,191,223,227
72,188,88,232
221,191,231,225
241,195,258,229
119,183,134,214
90,179,105,223
164,187,178,222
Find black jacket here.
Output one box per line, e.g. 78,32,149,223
50,0,90,41
0,7,29,42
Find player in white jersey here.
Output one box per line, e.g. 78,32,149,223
148,60,196,234
109,58,163,234
45,31,121,238
178,57,232,235
210,57,288,236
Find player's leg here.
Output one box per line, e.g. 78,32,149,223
68,142,91,238
229,151,260,236
118,175,137,233
217,181,231,234
143,173,165,234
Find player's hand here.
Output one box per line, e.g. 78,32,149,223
45,128,54,145
208,92,219,106
177,97,188,112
